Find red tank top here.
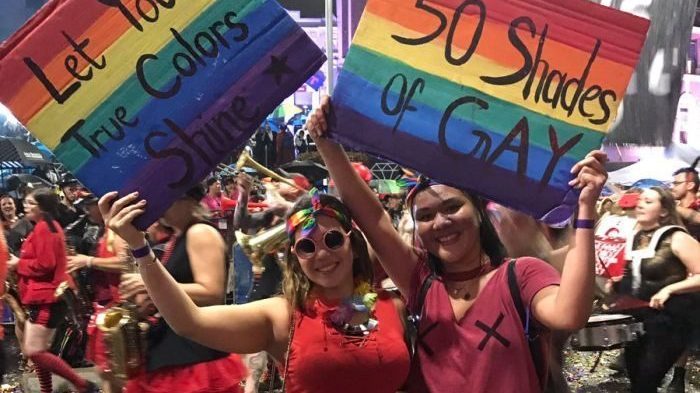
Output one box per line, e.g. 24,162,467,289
284,292,410,393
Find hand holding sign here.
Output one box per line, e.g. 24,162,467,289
330,0,649,223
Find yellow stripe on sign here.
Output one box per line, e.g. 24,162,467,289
355,11,628,133
27,2,215,149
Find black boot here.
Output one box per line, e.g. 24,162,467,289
667,367,685,393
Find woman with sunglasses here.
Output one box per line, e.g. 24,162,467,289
304,97,607,393
99,190,410,393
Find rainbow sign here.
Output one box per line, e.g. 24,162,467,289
0,0,325,228
330,0,649,224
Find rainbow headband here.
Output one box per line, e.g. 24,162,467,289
286,189,351,238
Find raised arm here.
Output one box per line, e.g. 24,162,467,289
307,97,420,294
531,151,607,330
99,192,291,358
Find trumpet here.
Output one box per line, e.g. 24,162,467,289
236,151,305,191
235,223,288,268
96,302,149,382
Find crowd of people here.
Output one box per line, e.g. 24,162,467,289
0,98,697,393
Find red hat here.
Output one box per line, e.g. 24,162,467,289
618,193,639,209
290,173,311,191
329,162,372,187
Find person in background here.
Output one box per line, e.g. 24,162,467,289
671,161,700,240
0,229,9,384
276,127,295,167
667,162,700,392
2,193,31,252
201,178,230,237
233,172,305,391
610,187,700,393
0,194,21,233
57,174,82,228
7,188,98,393
67,195,131,393
116,186,246,393
223,176,240,201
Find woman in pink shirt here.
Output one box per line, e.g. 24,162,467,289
306,97,608,393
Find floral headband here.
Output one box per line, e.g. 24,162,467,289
286,188,351,238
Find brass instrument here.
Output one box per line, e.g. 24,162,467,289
96,302,149,382
235,151,305,191
235,223,288,268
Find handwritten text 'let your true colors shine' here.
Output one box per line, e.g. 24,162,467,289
23,0,260,187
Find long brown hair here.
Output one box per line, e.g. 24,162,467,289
283,194,373,313
649,187,684,227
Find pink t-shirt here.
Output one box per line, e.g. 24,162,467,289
406,257,560,393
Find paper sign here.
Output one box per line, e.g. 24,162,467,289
330,0,649,224
0,0,325,228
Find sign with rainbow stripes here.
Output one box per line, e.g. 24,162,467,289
0,0,325,228
331,0,649,224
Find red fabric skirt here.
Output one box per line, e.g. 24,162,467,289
125,354,247,393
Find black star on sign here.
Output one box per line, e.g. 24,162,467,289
264,55,294,86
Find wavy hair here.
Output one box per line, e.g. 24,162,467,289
648,187,684,227
283,193,373,313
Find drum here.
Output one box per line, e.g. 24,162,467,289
570,314,644,351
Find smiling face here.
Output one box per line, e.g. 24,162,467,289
1,197,16,218
292,215,354,293
635,189,666,226
412,185,481,265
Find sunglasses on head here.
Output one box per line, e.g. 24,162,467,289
293,229,350,259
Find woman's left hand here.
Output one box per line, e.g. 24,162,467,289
568,150,608,208
649,288,672,309
98,191,147,248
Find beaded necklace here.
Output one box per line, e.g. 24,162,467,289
321,282,378,336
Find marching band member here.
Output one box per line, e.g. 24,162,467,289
0,229,8,383
7,188,97,393
610,187,700,393
66,193,131,393
116,185,246,393
306,97,606,393
100,188,410,393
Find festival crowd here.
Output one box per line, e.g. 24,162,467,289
0,98,698,393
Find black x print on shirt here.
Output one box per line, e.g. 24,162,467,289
475,313,510,351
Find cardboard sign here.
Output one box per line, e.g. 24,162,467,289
330,0,649,224
0,0,325,228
